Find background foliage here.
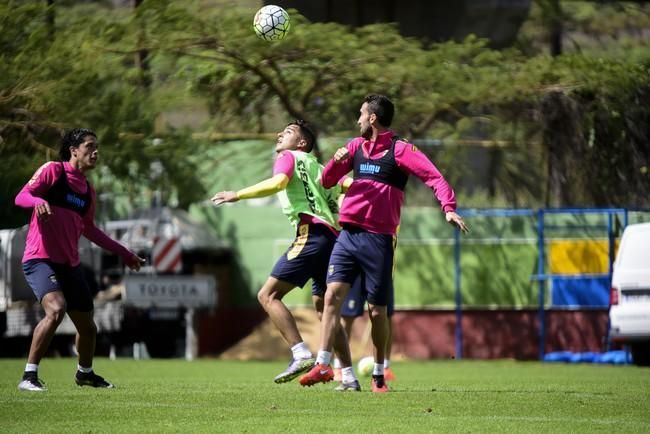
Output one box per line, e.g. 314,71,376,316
1,1,649,229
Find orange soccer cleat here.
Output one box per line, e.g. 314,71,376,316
371,375,389,393
383,367,396,382
299,363,334,387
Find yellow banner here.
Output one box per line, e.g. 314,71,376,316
549,239,618,274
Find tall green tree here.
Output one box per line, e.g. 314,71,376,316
0,1,208,226
1,0,649,228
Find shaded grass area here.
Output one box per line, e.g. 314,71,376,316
1,358,648,433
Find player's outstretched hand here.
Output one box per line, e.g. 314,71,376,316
126,254,146,272
35,201,53,222
333,147,350,163
211,191,239,206
445,211,469,234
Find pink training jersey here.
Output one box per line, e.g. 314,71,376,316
321,131,457,235
15,161,135,266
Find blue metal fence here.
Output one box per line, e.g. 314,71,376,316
453,207,647,360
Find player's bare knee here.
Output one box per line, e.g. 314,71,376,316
258,287,281,308
324,289,341,306
45,304,67,325
368,305,388,322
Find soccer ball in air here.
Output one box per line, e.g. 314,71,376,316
253,5,290,41
357,356,375,377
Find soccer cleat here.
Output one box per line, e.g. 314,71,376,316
334,379,361,392
18,372,46,392
371,375,389,393
75,370,114,388
333,367,342,382
299,363,334,387
384,367,396,382
274,357,315,384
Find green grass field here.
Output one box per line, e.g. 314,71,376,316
1,358,648,433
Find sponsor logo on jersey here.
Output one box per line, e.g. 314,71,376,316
297,160,319,214
359,163,381,174
65,193,87,209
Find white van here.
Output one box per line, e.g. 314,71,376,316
609,223,650,366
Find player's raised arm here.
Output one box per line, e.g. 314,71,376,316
321,142,356,188
394,141,468,233
211,136,300,206
211,173,290,206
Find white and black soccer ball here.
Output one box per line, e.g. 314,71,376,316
253,5,290,41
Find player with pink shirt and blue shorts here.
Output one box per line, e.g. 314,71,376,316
15,128,145,392
300,94,469,392
212,120,357,388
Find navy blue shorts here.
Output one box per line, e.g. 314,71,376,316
22,259,94,312
271,223,337,296
327,225,394,306
341,273,394,317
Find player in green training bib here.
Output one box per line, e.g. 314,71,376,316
211,120,359,387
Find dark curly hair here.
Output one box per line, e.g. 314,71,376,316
288,119,316,153
59,128,96,161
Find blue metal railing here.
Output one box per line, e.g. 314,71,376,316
453,207,636,360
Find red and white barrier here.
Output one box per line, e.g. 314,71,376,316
152,237,182,273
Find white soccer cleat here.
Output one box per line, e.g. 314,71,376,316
18,374,47,392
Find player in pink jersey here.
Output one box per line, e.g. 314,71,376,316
15,128,145,392
301,94,468,392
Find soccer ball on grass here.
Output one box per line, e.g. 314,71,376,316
253,5,290,41
357,356,375,377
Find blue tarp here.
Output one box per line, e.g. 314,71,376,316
543,350,631,365
550,276,610,307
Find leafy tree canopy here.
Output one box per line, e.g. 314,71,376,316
1,1,648,230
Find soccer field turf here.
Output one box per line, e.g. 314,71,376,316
1,358,648,433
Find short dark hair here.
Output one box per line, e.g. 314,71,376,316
364,94,394,127
59,128,96,161
288,119,316,153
